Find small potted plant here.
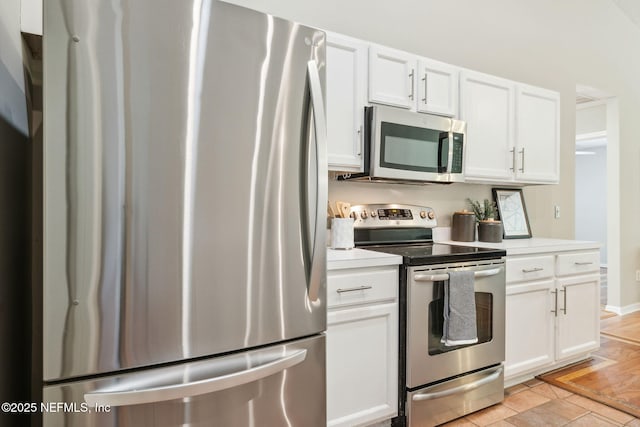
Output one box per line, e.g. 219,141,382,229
466,198,503,242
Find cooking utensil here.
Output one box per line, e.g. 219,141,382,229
328,201,337,218
336,201,351,219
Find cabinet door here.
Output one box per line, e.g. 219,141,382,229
556,275,600,361
326,33,367,172
515,85,560,183
416,58,459,117
460,71,515,182
505,280,555,380
369,45,415,109
327,303,398,427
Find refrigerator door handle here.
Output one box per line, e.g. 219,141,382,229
306,59,328,302
84,349,307,407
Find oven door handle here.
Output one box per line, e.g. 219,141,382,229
411,365,503,401
414,267,503,283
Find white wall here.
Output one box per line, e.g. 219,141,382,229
576,103,607,135
575,147,607,264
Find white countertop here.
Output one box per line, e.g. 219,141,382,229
327,248,403,270
441,237,600,255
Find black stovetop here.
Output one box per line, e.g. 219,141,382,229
359,243,506,266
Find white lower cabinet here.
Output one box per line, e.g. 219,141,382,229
504,251,600,384
505,280,555,379
327,266,398,427
556,274,600,361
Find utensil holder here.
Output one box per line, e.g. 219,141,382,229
331,218,354,250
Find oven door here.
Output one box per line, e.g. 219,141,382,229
406,260,505,388
369,106,465,183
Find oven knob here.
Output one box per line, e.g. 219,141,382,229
350,211,357,219
427,211,436,220
360,211,368,219
370,210,377,218
420,211,427,219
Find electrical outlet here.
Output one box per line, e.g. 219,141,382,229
554,205,560,219
636,270,640,282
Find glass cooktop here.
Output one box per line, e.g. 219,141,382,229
360,243,506,266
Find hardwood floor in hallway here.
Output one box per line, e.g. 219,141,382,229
440,310,640,426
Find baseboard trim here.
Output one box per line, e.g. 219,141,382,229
604,303,640,315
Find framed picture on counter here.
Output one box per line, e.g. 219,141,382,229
492,188,532,239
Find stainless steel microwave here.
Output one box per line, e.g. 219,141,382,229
342,106,466,184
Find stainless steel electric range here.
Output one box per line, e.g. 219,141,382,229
351,204,507,427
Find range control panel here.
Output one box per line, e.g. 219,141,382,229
350,204,437,229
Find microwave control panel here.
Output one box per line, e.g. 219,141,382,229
451,133,464,174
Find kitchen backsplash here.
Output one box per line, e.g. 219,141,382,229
328,179,494,227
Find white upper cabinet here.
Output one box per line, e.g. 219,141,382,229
326,31,560,184
21,0,43,35
462,71,560,184
369,45,458,117
368,45,415,109
460,70,516,181
326,32,368,172
515,85,560,184
416,58,458,117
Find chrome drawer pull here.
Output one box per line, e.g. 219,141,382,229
414,267,502,283
522,267,544,273
336,285,372,294
574,261,594,266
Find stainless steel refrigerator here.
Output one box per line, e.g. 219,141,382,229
42,0,327,425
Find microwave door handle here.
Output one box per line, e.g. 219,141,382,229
446,130,454,174
438,131,454,174
438,131,450,174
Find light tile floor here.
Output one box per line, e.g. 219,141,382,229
440,378,640,426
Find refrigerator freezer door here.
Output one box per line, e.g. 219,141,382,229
43,0,327,381
43,335,326,426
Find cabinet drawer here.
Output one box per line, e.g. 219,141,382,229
506,255,554,284
328,267,398,308
556,252,600,277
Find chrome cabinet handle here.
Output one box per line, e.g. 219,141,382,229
336,285,373,294
306,60,328,302
421,74,428,103
551,290,558,316
574,261,594,266
356,125,362,156
510,148,516,172
409,69,415,100
414,267,502,283
412,366,503,401
519,148,525,172
522,267,544,273
560,287,567,314
84,350,307,407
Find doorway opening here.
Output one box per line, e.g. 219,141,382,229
575,85,619,314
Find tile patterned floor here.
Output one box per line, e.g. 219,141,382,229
440,378,640,426
437,309,640,426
